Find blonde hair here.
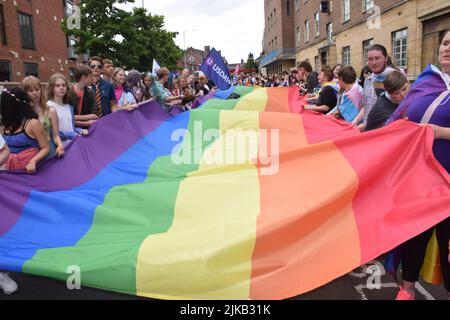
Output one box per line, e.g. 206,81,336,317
22,76,48,114
103,59,113,66
156,67,170,79
48,73,70,104
113,68,125,88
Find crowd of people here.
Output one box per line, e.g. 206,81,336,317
0,30,449,299
0,56,219,170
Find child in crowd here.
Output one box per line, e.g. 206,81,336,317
23,76,65,160
113,68,137,108
68,66,98,129
1,88,49,173
47,74,87,147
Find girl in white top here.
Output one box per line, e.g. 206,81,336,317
47,74,88,147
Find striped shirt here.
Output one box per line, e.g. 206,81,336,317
363,67,396,124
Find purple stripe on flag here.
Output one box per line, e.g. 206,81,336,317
0,102,172,235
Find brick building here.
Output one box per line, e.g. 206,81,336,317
177,47,206,73
261,0,450,80
0,0,86,83
177,46,233,74
178,46,217,73
260,0,296,75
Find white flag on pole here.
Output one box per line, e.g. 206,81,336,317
152,59,161,75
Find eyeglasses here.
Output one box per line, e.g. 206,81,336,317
90,64,103,69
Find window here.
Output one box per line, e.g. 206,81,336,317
305,20,309,43
0,60,11,81
314,12,320,37
363,38,374,65
287,1,291,16
18,12,35,50
343,0,350,22
295,0,300,12
274,8,277,23
0,5,6,45
314,56,320,72
363,0,374,12
296,26,301,47
392,29,408,69
24,63,39,78
326,22,333,42
275,36,278,50
342,46,351,66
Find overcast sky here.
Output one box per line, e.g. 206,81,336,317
117,0,264,63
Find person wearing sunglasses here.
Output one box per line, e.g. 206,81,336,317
89,56,117,117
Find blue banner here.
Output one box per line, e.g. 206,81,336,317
200,48,231,90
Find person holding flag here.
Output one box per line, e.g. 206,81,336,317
388,28,450,301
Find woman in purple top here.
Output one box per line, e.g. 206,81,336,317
389,29,450,300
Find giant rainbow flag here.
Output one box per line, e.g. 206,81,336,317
0,86,449,299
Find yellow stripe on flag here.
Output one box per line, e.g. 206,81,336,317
234,88,268,112
136,110,261,300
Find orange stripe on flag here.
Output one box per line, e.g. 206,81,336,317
265,88,291,113
250,112,362,299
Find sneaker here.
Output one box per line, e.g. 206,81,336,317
395,287,415,300
0,272,18,295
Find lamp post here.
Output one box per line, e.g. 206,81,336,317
183,30,196,70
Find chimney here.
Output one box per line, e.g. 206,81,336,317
204,46,211,54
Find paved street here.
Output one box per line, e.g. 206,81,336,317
1,257,447,300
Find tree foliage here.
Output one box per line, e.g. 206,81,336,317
245,53,258,70
62,0,183,71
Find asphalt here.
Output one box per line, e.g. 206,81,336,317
0,257,447,300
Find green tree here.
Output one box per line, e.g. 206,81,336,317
62,0,183,71
245,53,258,70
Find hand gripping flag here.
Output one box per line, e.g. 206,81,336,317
200,48,232,90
